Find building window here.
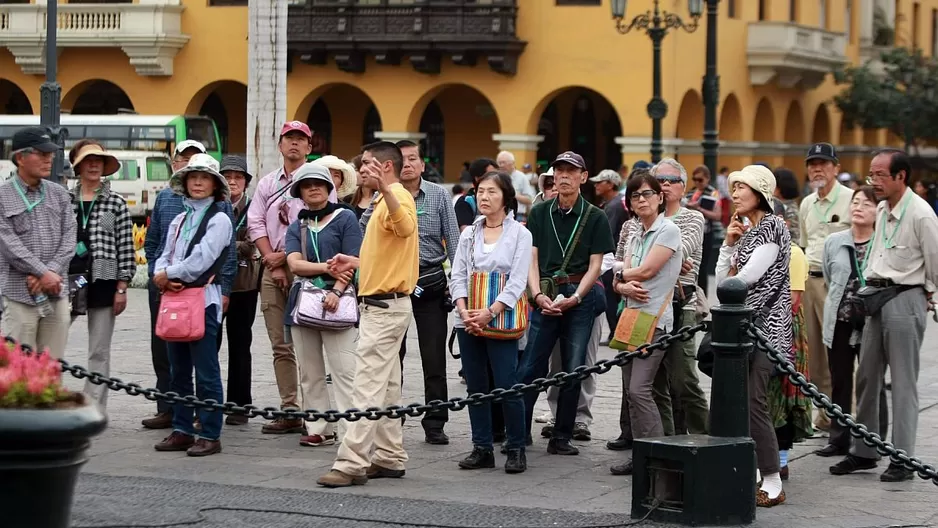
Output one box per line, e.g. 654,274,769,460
209,0,248,5
932,9,937,56
555,0,601,5
789,0,797,22
727,0,737,18
913,2,921,49
846,0,853,41
819,0,828,29
758,0,768,21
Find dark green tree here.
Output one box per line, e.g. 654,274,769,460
833,47,938,153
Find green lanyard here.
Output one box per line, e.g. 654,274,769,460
307,219,322,262
851,242,871,288
13,179,44,212
880,192,912,249
549,197,585,259
235,199,250,231
79,188,101,230
813,189,841,223
181,206,211,243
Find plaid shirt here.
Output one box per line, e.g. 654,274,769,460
0,175,77,305
70,180,136,283
360,179,459,267
144,187,237,296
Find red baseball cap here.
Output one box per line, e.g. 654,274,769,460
280,120,312,139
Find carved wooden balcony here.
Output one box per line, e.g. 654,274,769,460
287,0,527,75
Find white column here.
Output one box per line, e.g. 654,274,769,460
491,134,543,152
373,131,427,142
247,0,287,189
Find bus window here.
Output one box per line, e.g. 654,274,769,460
146,157,172,181
184,118,218,151
112,160,139,181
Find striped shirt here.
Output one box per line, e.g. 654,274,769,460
617,206,704,304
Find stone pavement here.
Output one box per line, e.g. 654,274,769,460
62,287,938,528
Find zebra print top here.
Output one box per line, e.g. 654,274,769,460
733,214,794,360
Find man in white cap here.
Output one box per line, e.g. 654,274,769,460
141,140,237,430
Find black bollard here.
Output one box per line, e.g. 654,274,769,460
630,277,756,525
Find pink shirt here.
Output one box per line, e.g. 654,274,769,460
246,167,308,252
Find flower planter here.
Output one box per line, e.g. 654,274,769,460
0,398,108,528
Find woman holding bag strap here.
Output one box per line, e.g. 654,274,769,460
284,163,363,448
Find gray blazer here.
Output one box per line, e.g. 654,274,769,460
821,229,860,348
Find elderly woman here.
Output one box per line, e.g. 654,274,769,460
66,139,135,411
313,155,358,205
716,164,792,507
152,154,233,457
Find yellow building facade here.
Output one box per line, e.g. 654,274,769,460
1,0,935,181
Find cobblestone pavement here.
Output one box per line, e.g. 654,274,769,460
64,287,938,527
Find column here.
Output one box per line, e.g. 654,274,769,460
491,133,543,170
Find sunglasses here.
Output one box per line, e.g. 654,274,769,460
656,175,683,184
630,190,658,201
692,177,706,183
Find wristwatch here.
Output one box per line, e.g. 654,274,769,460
116,289,127,295
572,292,582,304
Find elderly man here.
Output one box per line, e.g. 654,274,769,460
0,126,75,359
496,151,535,222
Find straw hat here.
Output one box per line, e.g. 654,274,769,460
72,143,120,177
312,155,357,199
169,153,230,201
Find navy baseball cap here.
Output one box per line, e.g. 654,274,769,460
551,151,586,170
12,126,60,154
805,142,838,164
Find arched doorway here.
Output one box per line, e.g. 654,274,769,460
752,98,777,167
64,80,134,114
0,80,32,114
531,87,622,175
783,101,805,178
295,84,381,161
412,84,501,182
675,89,704,169
719,93,745,170
186,81,248,155
811,104,832,143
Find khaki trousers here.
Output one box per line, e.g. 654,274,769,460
293,325,359,440
2,296,70,359
804,276,831,425
333,296,412,476
260,267,298,408
71,307,117,410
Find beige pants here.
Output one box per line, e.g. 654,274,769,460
333,296,412,476
260,267,299,408
293,325,359,440
804,276,831,426
70,307,117,411
2,296,70,359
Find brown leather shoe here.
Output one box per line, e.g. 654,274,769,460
317,469,368,488
225,415,249,426
142,412,173,430
154,431,194,452
365,463,405,479
187,439,222,457
756,489,786,507
261,418,305,434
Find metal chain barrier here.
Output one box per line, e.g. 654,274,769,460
52,323,708,423
745,321,938,486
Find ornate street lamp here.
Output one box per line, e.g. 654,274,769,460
611,0,705,164
39,0,65,184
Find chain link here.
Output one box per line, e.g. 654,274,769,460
745,322,938,486
52,323,707,423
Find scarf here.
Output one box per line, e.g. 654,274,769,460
298,201,336,222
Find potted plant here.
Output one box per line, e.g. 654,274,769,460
0,335,107,528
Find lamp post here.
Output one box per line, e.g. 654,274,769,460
39,0,65,184
701,0,720,177
611,0,703,164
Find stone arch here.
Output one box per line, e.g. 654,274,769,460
752,97,775,142
185,80,248,154
783,101,805,144
719,94,743,141
528,86,622,176
408,84,502,181
0,79,32,114
294,83,382,161
811,103,832,143
62,80,134,115
838,117,856,145
675,90,704,168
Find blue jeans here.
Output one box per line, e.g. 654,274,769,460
457,330,526,450
520,284,597,441
167,305,223,441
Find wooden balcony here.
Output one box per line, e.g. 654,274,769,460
287,0,527,75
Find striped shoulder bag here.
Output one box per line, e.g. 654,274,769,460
467,224,530,340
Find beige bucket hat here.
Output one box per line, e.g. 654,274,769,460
727,164,776,211
72,143,121,177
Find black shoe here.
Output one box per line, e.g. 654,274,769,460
610,459,633,475
572,422,591,441
540,423,554,438
501,435,533,454
425,430,450,445
547,438,579,455
458,447,495,470
606,436,633,451
880,463,915,482
830,454,878,475
505,449,527,474
815,444,848,457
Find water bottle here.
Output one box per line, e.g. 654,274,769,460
34,293,53,318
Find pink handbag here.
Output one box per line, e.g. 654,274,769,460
156,287,207,342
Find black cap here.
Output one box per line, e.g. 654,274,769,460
11,126,60,155
551,151,586,170
805,142,838,164
219,154,253,184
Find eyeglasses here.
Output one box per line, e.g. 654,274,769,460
692,177,705,183
656,175,683,184
630,190,658,201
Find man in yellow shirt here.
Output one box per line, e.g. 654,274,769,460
317,141,419,488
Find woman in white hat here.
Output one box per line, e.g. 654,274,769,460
66,139,135,412
715,164,793,507
152,153,234,458
283,163,363,448
312,155,358,204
